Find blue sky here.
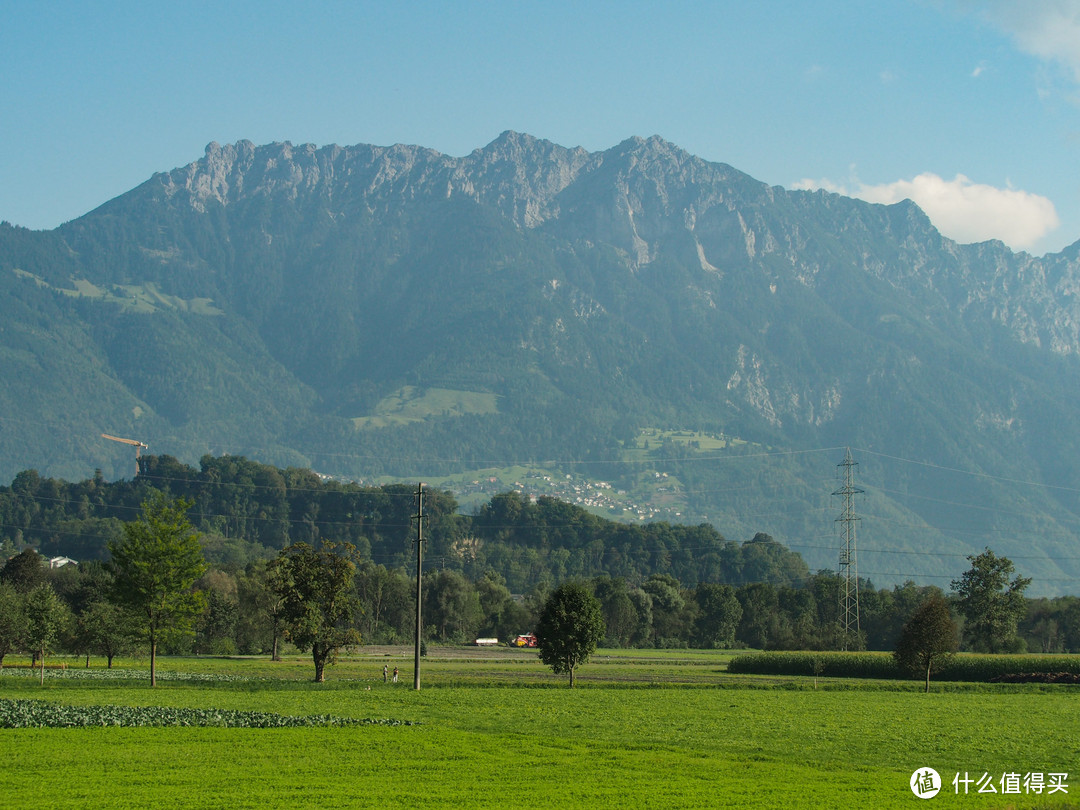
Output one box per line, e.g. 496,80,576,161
3,0,1079,255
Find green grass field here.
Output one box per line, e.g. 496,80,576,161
352,386,499,429
2,648,1077,808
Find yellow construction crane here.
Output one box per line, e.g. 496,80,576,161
101,433,148,478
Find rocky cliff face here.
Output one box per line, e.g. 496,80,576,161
134,132,1080,362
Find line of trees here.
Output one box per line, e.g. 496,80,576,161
0,486,1053,686
0,457,811,591
0,456,1060,684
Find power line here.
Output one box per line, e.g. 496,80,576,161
854,447,1080,495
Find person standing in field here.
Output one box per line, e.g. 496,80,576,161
383,664,388,682
392,667,398,683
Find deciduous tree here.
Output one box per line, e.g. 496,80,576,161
535,582,605,687
893,592,958,692
423,569,482,643
474,571,520,641
0,548,47,593
108,492,207,686
592,576,638,647
0,583,26,670
693,583,742,648
24,584,70,685
235,561,288,657
951,548,1030,653
271,542,361,682
76,600,138,668
354,562,413,645
642,574,692,646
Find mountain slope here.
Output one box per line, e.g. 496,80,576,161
2,132,1080,591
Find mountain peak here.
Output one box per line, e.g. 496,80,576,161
483,130,544,152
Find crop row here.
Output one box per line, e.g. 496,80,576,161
0,667,257,683
0,698,417,728
726,651,1080,681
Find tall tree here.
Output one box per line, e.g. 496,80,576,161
642,574,691,646
893,593,959,692
0,583,26,670
474,571,519,641
24,584,70,685
108,492,207,686
735,582,782,649
592,576,639,647
235,561,288,657
270,542,361,682
0,548,47,593
423,569,482,643
76,600,137,668
354,562,413,645
693,583,742,648
951,548,1031,653
535,582,605,687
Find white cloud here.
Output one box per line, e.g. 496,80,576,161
793,173,1060,251
968,0,1080,83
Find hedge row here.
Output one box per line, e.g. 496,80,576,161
726,651,1080,682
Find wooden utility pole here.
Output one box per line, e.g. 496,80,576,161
413,482,425,691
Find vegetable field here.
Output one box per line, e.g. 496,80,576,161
1,649,1077,808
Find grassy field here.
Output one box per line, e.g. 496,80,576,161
2,648,1078,808
352,386,499,429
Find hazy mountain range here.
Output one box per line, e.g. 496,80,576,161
3,131,1080,592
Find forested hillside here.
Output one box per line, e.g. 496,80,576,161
0,454,807,592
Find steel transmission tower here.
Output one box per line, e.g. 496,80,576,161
834,448,863,650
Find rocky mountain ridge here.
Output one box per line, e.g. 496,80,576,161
135,131,1080,359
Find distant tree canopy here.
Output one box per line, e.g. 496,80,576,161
0,457,808,591
470,491,808,590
